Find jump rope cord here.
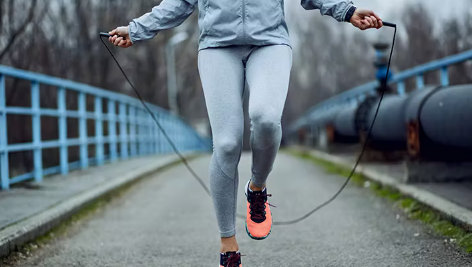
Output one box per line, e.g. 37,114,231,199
99,37,211,196
99,24,396,226
274,25,397,225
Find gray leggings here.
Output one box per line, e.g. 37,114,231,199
197,44,292,237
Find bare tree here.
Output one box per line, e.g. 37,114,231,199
0,0,38,61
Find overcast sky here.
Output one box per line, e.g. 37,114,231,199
286,0,471,44
355,0,471,22
353,0,471,39
288,0,471,26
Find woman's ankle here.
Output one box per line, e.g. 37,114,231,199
220,235,239,253
249,181,266,192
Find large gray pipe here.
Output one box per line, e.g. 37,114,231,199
333,105,358,139
365,95,409,143
404,85,472,159
420,84,472,148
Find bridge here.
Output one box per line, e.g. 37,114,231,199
1,48,472,265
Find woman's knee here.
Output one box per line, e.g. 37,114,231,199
212,137,243,177
214,137,242,160
250,110,281,133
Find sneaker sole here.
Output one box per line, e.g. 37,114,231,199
245,222,271,240
245,210,273,241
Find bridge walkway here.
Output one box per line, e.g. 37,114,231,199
4,152,471,266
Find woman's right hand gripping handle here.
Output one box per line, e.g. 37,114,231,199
108,26,133,48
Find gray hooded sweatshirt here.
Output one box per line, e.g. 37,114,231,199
129,0,355,50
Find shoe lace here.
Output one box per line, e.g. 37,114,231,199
225,253,241,267
249,192,273,222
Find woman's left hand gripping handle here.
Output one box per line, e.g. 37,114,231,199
108,26,133,48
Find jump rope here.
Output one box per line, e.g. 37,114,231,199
99,21,396,226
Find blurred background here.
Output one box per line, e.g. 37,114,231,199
1,0,471,176
2,1,472,263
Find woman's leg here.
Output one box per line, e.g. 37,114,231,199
245,44,293,189
197,47,245,252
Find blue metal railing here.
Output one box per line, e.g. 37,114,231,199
290,49,472,132
0,65,210,190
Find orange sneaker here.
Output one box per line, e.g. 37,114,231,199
219,251,242,267
245,180,272,240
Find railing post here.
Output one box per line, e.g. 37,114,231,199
107,100,117,162
176,121,181,151
151,118,156,154
142,113,148,155
146,115,152,155
171,114,179,152
58,87,68,175
142,115,147,155
31,81,43,182
161,113,167,153
156,112,161,154
119,103,128,159
95,97,104,166
168,114,173,153
175,121,180,151
145,111,150,155
167,114,172,153
416,74,425,89
397,81,406,96
129,106,137,157
440,66,449,86
138,109,144,155
152,111,158,154
0,74,9,189
78,92,88,169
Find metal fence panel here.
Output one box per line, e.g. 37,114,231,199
0,65,209,190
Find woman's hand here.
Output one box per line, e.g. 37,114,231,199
350,9,383,30
108,26,133,48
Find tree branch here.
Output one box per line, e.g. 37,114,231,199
0,0,38,61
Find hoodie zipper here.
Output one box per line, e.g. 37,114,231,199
241,0,246,41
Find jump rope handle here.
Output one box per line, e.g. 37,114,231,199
99,32,111,38
382,21,396,28
100,32,129,40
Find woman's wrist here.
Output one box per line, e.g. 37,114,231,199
345,6,357,23
128,22,137,44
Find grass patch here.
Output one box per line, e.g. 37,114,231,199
285,148,472,254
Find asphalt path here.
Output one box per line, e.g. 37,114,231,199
8,152,472,266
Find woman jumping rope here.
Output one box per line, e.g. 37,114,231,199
108,0,383,266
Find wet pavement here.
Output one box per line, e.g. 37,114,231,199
6,152,472,266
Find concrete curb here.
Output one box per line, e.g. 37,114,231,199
306,149,472,231
0,154,197,258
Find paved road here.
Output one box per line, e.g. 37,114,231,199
8,152,472,266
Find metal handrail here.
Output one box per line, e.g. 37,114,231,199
291,49,472,131
0,65,210,190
